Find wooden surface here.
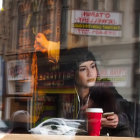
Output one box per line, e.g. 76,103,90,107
0,134,139,140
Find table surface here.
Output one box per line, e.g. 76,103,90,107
0,134,139,140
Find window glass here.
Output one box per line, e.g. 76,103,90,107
0,0,140,138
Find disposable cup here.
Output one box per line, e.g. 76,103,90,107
86,108,103,136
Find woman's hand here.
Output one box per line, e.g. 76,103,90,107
34,33,49,53
101,114,119,128
34,33,60,63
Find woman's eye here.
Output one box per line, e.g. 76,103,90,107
79,68,86,72
91,65,96,69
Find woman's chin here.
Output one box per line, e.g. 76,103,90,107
87,82,95,87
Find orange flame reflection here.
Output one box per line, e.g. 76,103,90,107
32,31,60,123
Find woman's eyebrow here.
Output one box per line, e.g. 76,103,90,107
79,65,86,68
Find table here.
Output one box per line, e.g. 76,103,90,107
0,134,139,140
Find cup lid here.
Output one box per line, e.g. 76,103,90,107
86,108,103,113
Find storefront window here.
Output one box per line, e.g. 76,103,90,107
0,0,140,138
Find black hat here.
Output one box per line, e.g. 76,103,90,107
65,47,96,71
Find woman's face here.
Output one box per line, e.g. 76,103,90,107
75,60,97,88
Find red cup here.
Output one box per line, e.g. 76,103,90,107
86,108,103,136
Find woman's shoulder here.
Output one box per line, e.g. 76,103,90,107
90,78,123,98
93,78,124,100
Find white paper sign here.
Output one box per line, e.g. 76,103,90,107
71,10,122,37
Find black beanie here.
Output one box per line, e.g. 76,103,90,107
65,47,96,71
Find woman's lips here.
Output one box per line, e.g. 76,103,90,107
87,78,95,82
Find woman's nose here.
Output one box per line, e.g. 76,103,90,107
87,68,92,77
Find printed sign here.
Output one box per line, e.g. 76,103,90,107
71,10,122,37
7,60,30,80
99,67,129,87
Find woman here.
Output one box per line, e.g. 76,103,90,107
63,47,133,136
